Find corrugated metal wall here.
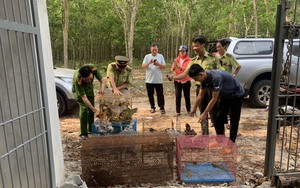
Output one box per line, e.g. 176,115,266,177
0,0,53,187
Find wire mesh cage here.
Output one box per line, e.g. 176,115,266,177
98,93,133,123
141,116,180,134
81,132,173,187
176,135,237,183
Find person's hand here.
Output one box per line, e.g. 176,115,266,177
94,110,100,118
166,75,173,81
98,90,104,96
172,60,177,67
148,60,153,65
113,88,123,96
198,112,208,123
173,61,180,69
189,109,197,117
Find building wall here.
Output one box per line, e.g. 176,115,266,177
37,1,65,187
0,0,65,187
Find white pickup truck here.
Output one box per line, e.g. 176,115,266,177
54,67,77,116
217,37,300,108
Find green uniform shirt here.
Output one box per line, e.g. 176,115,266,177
184,52,224,85
220,52,241,73
106,62,133,88
72,64,103,97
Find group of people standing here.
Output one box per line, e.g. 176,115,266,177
141,35,243,143
71,35,244,143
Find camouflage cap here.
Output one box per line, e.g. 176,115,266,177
115,55,130,66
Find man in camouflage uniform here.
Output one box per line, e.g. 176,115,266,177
171,36,224,135
106,55,133,95
216,40,241,77
216,39,241,130
72,65,106,139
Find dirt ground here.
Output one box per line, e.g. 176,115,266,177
59,69,271,187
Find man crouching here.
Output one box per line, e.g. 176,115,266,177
188,64,244,142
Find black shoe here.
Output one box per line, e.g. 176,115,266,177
150,108,155,113
160,109,166,114
80,134,88,140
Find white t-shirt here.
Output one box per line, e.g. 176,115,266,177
142,53,166,84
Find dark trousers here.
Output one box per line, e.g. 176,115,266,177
174,81,191,113
146,83,165,110
215,96,244,143
75,95,94,135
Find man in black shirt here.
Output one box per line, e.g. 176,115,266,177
188,64,244,142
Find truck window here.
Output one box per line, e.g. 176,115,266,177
254,41,273,54
234,42,253,54
234,41,273,55
292,44,300,57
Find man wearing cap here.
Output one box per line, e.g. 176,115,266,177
142,43,166,114
170,45,192,116
106,55,133,96
72,64,106,140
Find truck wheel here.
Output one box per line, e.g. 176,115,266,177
57,92,66,116
250,80,271,108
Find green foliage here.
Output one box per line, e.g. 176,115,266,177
47,0,285,66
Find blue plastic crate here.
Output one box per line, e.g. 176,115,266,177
180,162,235,183
91,123,100,134
111,118,137,133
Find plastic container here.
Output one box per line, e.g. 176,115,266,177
91,123,99,134
112,118,137,133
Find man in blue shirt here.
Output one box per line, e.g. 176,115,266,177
188,64,244,142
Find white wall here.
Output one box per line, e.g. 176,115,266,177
36,1,65,187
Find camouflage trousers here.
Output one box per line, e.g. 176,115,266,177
196,85,218,135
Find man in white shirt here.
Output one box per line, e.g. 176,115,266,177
142,43,166,114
